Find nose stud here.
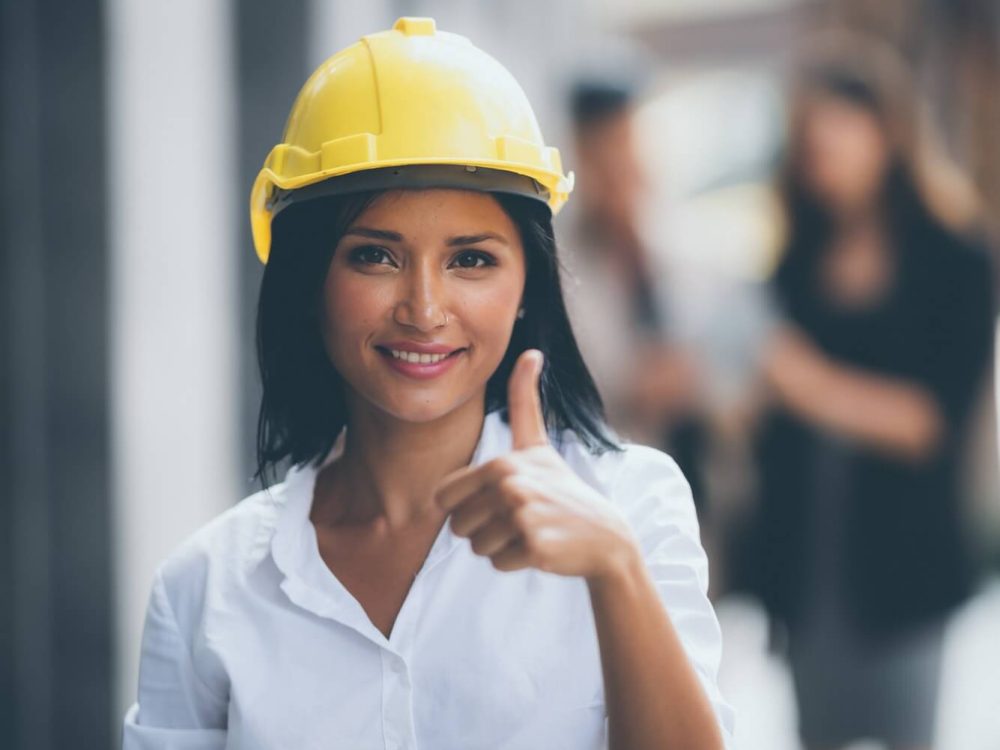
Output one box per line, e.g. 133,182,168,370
516,307,525,320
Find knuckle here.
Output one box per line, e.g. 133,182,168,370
448,516,466,537
497,474,524,500
511,503,533,528
488,456,517,479
498,475,534,509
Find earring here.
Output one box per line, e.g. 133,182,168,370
516,307,525,320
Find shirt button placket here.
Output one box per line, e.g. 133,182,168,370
381,649,416,750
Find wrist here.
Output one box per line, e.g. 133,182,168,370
585,532,644,591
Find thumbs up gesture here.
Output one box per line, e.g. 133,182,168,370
434,349,638,581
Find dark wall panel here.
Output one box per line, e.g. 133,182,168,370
236,0,308,491
0,0,110,748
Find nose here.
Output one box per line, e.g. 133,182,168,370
392,258,449,331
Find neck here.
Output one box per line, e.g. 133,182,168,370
828,194,885,239
314,393,488,530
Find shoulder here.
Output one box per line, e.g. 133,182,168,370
954,235,996,302
918,230,998,327
919,226,996,284
152,483,286,618
555,428,692,497
948,231,994,278
555,430,700,542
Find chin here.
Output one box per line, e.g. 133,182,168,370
378,397,471,425
340,353,495,425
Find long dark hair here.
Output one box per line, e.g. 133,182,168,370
776,33,981,305
253,189,621,486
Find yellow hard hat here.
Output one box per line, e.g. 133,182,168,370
250,16,575,263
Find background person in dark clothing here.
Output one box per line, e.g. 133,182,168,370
734,33,997,750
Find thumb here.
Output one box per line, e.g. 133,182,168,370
508,349,548,450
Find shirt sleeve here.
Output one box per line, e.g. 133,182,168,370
122,567,228,749
612,444,737,748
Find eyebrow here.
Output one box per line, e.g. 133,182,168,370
344,227,509,246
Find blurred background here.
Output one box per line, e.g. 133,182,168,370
2,0,998,748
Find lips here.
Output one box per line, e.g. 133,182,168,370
375,345,467,380
380,347,461,364
379,340,463,355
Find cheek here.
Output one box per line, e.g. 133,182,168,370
454,281,522,348
321,272,390,350
810,119,887,191
852,135,889,185
806,143,879,198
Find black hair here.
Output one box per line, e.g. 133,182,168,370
568,53,651,131
803,67,881,114
569,79,634,129
253,189,622,486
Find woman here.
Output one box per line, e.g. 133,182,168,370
738,35,996,750
122,17,734,750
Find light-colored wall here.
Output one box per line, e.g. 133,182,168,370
107,0,241,721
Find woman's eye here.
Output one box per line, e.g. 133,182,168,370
350,245,394,266
452,250,496,269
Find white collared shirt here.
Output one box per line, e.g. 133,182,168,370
122,409,735,749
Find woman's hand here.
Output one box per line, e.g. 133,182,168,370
760,324,830,404
434,349,640,583
760,324,942,460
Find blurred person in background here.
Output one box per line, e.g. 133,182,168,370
562,74,711,516
731,33,997,750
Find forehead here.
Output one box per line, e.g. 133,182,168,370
348,189,519,241
801,91,878,125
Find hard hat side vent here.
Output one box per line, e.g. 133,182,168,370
322,133,378,171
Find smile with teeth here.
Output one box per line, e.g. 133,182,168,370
387,349,460,364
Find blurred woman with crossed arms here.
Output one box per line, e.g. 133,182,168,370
736,34,997,750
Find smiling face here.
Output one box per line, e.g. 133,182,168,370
320,188,527,425
796,92,891,214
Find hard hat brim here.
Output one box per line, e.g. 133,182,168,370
267,164,552,218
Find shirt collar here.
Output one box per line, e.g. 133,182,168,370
269,408,511,630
